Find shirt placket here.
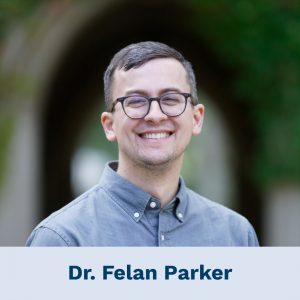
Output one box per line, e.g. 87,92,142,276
158,209,181,246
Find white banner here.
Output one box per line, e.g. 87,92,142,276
1,248,299,299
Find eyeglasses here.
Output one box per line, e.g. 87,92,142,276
111,92,193,119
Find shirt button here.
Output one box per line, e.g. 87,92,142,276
177,212,183,219
134,212,140,218
150,201,157,208
161,234,165,241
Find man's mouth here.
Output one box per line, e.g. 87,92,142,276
139,132,173,139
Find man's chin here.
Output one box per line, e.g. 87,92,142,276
138,156,174,169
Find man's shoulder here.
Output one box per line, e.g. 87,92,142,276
42,185,104,225
185,188,259,246
186,188,252,227
27,184,107,246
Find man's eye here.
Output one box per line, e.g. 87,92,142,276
125,97,148,108
161,95,181,105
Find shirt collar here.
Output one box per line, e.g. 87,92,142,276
98,161,188,223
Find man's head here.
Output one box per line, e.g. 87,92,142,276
103,41,198,111
101,41,204,170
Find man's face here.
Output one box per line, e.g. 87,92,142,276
101,58,204,169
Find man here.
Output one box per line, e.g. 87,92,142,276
26,41,259,246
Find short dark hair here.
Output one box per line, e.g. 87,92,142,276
103,41,198,111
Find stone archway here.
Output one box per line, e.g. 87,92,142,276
41,0,262,238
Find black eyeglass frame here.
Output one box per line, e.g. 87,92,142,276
111,92,193,119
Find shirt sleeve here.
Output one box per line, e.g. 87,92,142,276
248,223,260,246
26,227,70,247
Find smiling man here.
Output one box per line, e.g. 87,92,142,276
26,41,259,246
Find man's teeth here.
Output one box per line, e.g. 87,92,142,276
142,132,170,139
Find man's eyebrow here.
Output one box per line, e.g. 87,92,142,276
159,87,182,94
124,90,148,96
124,87,183,96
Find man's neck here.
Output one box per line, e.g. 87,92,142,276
117,158,182,207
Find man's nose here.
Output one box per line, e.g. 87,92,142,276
144,100,168,122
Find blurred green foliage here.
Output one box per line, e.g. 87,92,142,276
0,116,14,191
0,0,48,38
191,0,300,185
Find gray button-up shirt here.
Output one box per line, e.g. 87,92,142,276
26,162,259,246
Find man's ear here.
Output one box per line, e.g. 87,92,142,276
101,112,117,141
192,104,205,136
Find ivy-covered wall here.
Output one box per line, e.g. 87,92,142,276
190,0,300,186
